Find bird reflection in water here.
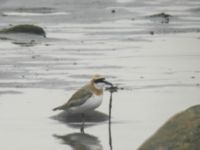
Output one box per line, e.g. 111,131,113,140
54,129,103,150
54,121,114,150
52,111,107,150
52,110,113,150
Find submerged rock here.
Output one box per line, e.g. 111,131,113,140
0,24,46,37
139,105,200,150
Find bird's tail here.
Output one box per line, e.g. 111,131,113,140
52,106,62,111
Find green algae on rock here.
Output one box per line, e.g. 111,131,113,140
139,105,200,150
0,24,46,37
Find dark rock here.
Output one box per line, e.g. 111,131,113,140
15,7,53,14
31,55,37,59
140,76,144,79
0,37,10,40
139,105,200,150
148,12,172,24
0,24,46,37
131,18,135,21
149,12,172,18
149,31,154,35
73,62,77,65
111,9,116,13
45,43,50,46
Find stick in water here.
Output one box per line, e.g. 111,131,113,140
107,86,118,150
109,91,113,150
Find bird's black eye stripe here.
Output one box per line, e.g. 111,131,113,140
94,78,105,83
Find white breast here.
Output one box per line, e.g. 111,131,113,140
69,95,103,114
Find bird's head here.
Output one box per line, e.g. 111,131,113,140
91,75,113,90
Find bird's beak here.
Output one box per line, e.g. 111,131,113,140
103,80,113,87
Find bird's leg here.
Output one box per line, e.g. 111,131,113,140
81,113,85,133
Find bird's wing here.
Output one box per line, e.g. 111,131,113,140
65,86,93,108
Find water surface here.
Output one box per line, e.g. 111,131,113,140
0,0,200,149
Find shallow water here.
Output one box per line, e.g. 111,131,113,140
0,88,200,150
0,0,200,149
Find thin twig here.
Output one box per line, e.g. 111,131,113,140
107,86,118,150
109,91,113,121
109,91,113,150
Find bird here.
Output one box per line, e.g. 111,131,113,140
53,75,113,132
